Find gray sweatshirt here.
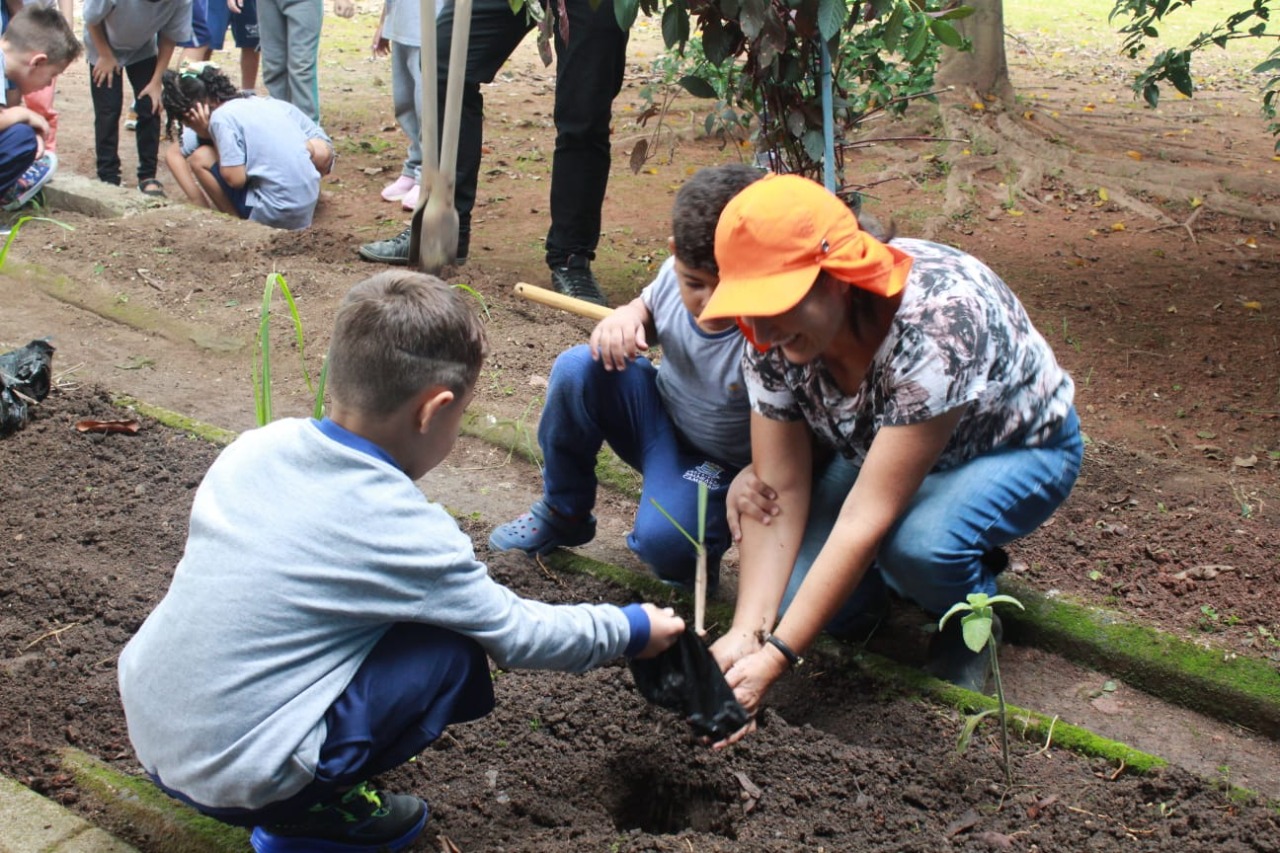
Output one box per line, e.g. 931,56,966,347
118,417,643,810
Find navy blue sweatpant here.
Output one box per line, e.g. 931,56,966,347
0,123,38,196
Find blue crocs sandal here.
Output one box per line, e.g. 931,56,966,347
489,500,596,556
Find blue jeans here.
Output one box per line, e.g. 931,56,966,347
258,0,323,122
0,124,38,196
780,408,1084,631
539,345,738,586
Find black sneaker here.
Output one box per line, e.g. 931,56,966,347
249,782,428,853
550,256,607,307
358,226,469,266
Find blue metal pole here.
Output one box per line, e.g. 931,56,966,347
820,39,835,192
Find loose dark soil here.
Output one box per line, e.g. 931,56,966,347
1,8,1279,852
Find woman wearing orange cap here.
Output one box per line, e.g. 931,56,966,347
700,174,1082,745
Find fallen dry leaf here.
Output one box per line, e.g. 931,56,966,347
1173,564,1234,581
1234,454,1258,468
75,419,141,435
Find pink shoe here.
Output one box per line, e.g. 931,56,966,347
381,174,416,202
400,183,421,211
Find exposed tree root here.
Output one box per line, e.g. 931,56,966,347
912,94,1280,238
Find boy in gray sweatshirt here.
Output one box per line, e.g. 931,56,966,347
117,271,685,853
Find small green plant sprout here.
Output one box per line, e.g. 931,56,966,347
253,272,327,426
649,481,709,636
0,216,73,269
938,592,1025,785
451,282,491,320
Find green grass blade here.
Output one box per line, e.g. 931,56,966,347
697,481,707,545
255,275,275,426
0,216,74,269
271,273,317,394
648,497,699,550
312,358,329,420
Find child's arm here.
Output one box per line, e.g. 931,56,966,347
86,22,120,87
333,0,355,18
136,34,178,118
371,2,389,57
58,0,74,29
0,106,49,137
187,103,248,188
588,296,656,372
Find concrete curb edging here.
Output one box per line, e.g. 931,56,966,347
999,576,1280,740
0,773,138,852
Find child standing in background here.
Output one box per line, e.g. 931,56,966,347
83,0,193,195
257,0,353,123
182,0,260,92
371,0,443,211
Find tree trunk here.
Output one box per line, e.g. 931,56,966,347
936,0,1014,104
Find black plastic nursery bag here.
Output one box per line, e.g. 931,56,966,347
629,631,751,741
0,338,54,435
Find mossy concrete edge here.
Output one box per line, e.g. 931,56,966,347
60,748,248,853
111,395,238,446
998,575,1280,740
6,260,247,354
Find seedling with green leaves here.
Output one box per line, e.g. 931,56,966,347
649,481,709,636
938,592,1024,785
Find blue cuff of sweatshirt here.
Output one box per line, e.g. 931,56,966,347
621,604,649,658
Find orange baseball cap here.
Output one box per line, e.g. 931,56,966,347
701,174,914,321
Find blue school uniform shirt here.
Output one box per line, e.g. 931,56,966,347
82,0,194,66
206,96,330,230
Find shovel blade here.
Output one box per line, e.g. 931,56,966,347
414,187,460,275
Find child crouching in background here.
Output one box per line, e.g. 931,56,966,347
160,63,334,230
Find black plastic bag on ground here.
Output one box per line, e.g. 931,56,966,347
0,338,55,435
629,631,751,741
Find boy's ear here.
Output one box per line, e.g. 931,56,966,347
28,53,49,69
413,386,456,434
667,235,676,254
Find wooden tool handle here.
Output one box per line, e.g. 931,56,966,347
513,282,613,321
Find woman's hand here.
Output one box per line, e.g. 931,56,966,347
711,644,789,748
708,625,761,674
635,604,684,658
589,303,648,371
726,464,780,541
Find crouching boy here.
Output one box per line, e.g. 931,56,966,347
118,271,684,853
0,7,80,211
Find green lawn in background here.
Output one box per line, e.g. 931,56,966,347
1004,0,1272,68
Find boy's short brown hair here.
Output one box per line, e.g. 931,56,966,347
326,272,488,415
671,164,765,273
3,6,81,66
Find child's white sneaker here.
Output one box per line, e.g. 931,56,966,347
380,174,415,202
399,183,421,211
